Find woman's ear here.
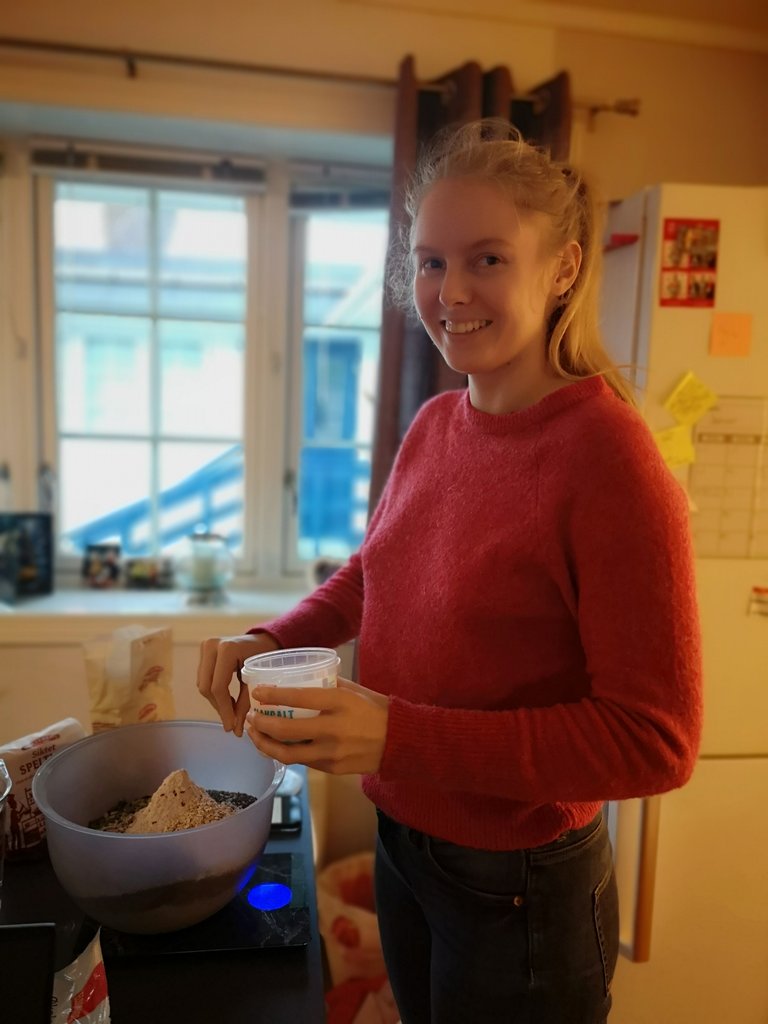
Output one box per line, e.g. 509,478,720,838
553,240,582,298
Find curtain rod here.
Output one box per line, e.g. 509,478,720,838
0,36,639,118
0,35,400,90
0,35,535,100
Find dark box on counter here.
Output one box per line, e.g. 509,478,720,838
0,513,54,604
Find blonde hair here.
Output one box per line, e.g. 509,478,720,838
390,119,635,405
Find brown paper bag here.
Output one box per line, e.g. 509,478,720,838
83,625,175,732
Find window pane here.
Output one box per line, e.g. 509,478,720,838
158,320,244,438
59,439,151,554
157,192,247,320
51,180,252,559
158,442,243,555
298,446,370,560
303,328,379,446
57,312,151,435
293,209,388,562
303,213,388,328
54,182,150,315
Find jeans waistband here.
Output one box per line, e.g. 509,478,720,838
534,811,603,852
377,808,603,854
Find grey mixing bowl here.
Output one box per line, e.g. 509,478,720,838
32,720,284,934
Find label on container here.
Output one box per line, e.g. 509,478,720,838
254,704,320,721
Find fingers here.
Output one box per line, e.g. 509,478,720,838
337,678,389,708
244,711,336,768
196,638,218,701
251,685,339,712
207,641,241,732
197,638,233,726
197,635,268,734
246,730,335,770
247,707,322,743
232,670,252,737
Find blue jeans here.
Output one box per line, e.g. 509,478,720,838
374,809,619,1024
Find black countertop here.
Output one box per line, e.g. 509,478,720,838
0,766,328,1023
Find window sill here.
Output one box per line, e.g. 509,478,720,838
0,585,310,646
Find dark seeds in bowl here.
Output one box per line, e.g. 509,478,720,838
89,789,257,832
206,790,257,812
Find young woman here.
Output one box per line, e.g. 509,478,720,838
197,120,702,1023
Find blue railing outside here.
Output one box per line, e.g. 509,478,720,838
64,335,371,559
65,444,245,555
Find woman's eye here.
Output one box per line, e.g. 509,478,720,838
419,257,443,271
478,254,502,267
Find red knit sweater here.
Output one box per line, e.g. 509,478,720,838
253,377,703,850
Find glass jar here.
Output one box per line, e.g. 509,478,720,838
175,532,234,603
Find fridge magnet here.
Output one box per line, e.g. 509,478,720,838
659,218,719,307
709,312,752,358
82,543,121,588
663,371,718,426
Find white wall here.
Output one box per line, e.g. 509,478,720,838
558,28,768,198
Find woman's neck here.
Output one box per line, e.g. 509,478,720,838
468,362,572,415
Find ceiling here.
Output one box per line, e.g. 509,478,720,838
551,0,768,34
354,0,768,47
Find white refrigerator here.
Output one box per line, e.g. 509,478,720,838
599,183,768,1024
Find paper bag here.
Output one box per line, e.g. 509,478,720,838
83,625,175,732
0,717,87,859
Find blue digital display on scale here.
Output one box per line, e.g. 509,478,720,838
247,882,293,911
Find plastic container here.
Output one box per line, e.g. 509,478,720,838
32,721,284,934
242,647,340,723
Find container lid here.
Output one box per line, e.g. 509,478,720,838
241,647,339,682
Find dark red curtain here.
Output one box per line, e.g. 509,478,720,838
368,56,572,514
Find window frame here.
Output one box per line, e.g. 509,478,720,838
26,145,389,587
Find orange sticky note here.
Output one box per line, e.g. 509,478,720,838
710,313,752,357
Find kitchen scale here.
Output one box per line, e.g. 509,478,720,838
98,852,311,958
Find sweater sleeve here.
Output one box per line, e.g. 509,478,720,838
377,424,703,803
247,553,364,651
247,477,395,650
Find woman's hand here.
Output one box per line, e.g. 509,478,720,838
196,633,279,736
245,678,389,775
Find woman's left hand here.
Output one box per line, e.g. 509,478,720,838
245,678,389,775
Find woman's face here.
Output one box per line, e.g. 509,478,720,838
412,177,575,412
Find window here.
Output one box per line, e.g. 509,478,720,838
33,151,390,580
287,210,389,568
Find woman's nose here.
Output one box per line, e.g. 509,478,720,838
438,267,471,307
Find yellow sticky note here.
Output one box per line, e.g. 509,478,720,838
654,424,696,468
664,371,718,426
710,312,752,357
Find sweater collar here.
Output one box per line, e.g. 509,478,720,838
460,375,611,435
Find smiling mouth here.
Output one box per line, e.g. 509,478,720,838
442,319,492,335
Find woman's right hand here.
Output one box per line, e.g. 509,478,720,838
196,633,280,736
